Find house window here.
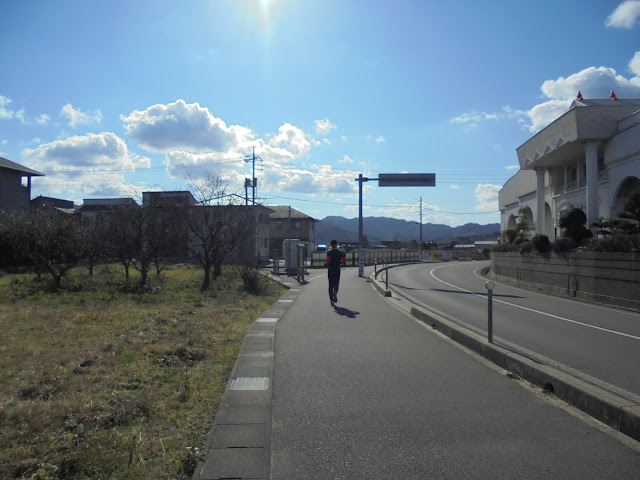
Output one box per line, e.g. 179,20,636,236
294,221,301,230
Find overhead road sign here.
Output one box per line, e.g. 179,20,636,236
378,173,436,187
355,172,436,277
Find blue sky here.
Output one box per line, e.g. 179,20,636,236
1,0,639,226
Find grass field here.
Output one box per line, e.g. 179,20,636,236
0,264,285,479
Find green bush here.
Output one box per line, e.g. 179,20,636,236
519,241,534,254
532,234,551,253
552,237,577,253
237,266,270,295
581,234,640,253
491,242,519,253
503,228,517,244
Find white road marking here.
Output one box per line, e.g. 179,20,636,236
428,264,640,342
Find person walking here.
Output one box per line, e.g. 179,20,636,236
326,239,346,305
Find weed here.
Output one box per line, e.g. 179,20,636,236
0,264,285,479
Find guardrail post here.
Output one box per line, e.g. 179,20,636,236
485,281,494,343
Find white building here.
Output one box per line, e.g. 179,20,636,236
499,97,640,239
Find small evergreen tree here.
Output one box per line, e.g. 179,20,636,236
559,208,592,244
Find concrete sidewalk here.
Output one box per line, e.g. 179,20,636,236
196,266,640,479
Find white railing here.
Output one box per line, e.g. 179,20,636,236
566,180,578,192
597,170,608,182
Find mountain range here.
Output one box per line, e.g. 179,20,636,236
316,216,500,245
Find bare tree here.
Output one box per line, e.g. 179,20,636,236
0,206,83,289
104,205,140,284
186,172,256,290
78,214,108,276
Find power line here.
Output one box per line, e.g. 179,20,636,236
264,195,497,215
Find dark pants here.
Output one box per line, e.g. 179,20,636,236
328,271,341,299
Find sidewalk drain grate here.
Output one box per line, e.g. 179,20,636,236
229,377,269,391
256,317,278,323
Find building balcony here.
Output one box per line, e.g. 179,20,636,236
552,170,608,196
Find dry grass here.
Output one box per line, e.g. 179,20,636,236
0,264,285,479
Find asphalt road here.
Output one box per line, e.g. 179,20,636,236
387,261,640,403
271,267,640,479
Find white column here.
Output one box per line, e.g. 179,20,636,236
585,142,599,225
536,168,545,235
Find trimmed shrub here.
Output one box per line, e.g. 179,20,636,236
552,237,576,253
581,234,640,253
532,234,551,253
519,241,534,254
503,228,517,244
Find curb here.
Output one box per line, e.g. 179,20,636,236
371,274,640,443
193,275,302,480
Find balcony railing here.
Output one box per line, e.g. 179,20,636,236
553,170,607,196
598,170,608,182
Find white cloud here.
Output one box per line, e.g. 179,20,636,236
269,123,318,157
0,95,14,119
524,61,640,131
163,150,246,180
630,51,640,76
526,99,573,132
452,51,640,134
315,118,336,134
540,65,640,99
450,106,527,129
22,132,150,200
262,163,357,196
339,155,354,163
605,1,640,28
60,103,103,127
474,184,501,212
35,114,51,125
376,136,385,143
505,165,519,171
121,99,239,153
450,184,460,190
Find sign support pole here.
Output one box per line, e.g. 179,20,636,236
356,172,435,278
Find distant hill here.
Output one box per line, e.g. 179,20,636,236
316,216,500,245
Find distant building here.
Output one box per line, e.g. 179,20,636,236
79,198,139,219
500,97,640,239
269,206,317,258
0,156,44,210
142,191,196,207
31,195,74,210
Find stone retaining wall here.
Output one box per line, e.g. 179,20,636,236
489,252,640,311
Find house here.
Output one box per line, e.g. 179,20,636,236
79,198,139,219
500,97,640,239
141,191,272,263
142,191,196,207
269,206,317,258
31,195,75,211
0,156,44,210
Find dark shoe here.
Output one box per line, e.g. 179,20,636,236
333,295,338,303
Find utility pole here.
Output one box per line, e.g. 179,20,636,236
419,196,423,258
244,147,261,205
